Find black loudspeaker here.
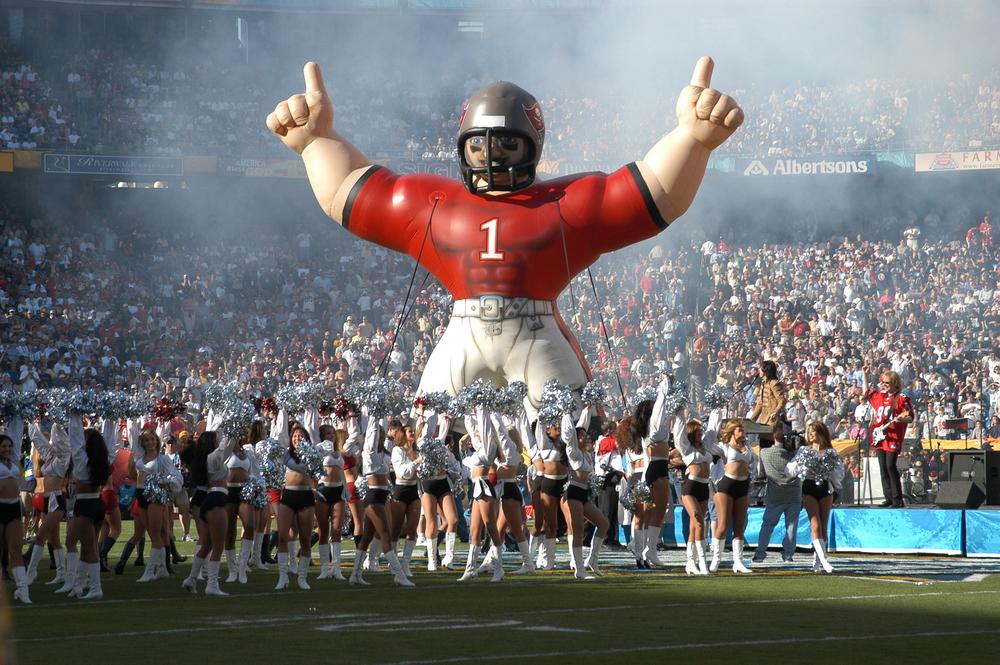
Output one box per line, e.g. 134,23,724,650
935,481,986,509
948,450,1000,505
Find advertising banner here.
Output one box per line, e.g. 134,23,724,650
44,154,184,176
915,149,1000,172
738,154,875,177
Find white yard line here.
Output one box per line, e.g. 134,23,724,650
377,628,1000,665
13,589,1000,644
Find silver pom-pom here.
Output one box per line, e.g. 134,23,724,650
461,378,497,409
295,441,325,481
275,382,327,413
203,381,243,413
348,377,402,419
633,480,652,504
143,473,172,504
620,483,637,511
581,381,607,408
491,382,527,418
420,391,452,415
536,404,563,426
703,385,734,410
792,446,839,481
540,379,576,414
354,476,369,503
259,456,284,490
662,387,688,417
631,385,657,411
588,473,602,502
416,438,450,478
241,476,269,509
0,389,38,423
219,400,256,439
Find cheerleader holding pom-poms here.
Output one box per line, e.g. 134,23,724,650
707,417,757,574
61,415,120,600
349,410,414,587
223,424,264,585
272,408,318,591
416,412,461,572
314,420,350,581
482,410,534,575
561,411,610,579
786,422,844,574
181,414,237,596
131,420,183,583
389,418,421,579
1,415,30,603
671,410,722,575
25,421,70,586
457,404,505,583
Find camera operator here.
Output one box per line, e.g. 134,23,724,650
751,423,802,564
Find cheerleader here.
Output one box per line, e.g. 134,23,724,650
61,415,119,599
130,421,182,583
341,424,364,555
524,417,546,569
25,421,69,585
562,412,610,579
223,427,260,584
181,418,236,596
272,408,318,590
389,419,420,578
314,421,348,580
417,414,460,571
456,406,505,583
786,422,844,574
707,418,756,574
349,411,413,587
672,410,721,575
631,378,676,568
491,411,534,574
617,416,649,568
533,415,570,570
1,416,29,603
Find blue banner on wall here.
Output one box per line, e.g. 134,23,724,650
965,510,1000,557
829,508,963,554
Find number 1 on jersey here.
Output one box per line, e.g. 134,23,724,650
479,218,505,261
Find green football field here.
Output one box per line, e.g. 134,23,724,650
9,523,1000,665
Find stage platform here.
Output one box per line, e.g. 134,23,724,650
645,505,1000,557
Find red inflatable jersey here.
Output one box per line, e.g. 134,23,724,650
342,163,668,300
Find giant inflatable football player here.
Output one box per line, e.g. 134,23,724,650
267,58,742,411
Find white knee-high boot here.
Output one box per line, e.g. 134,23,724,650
331,541,345,580
685,540,697,574
238,538,253,583
205,559,228,596
275,552,289,590
349,548,369,586
695,540,709,575
458,542,479,581
401,539,416,578
732,538,752,574
709,538,721,573
513,539,535,574
585,538,603,576
317,543,331,579
182,555,205,593
442,533,456,569
225,549,239,583
297,554,312,589
12,566,31,604
813,539,834,573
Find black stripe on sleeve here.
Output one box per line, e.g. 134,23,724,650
342,165,383,231
626,162,669,231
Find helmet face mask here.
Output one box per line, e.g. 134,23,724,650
457,81,545,194
460,128,536,193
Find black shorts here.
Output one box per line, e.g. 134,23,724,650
227,486,244,505
190,488,208,509
422,478,451,499
716,476,750,499
74,497,106,524
644,459,670,484
0,501,22,525
682,478,710,501
539,476,567,498
565,483,590,504
392,483,420,505
318,485,344,504
280,488,315,513
136,493,151,510
500,480,523,503
44,493,67,514
802,479,831,500
365,488,391,507
199,490,227,520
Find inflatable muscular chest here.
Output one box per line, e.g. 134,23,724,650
342,163,665,301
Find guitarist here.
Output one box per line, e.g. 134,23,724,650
861,368,914,507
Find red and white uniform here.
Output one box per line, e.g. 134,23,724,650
864,389,914,453
343,164,667,410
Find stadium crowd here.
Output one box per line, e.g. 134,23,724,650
4,37,999,160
